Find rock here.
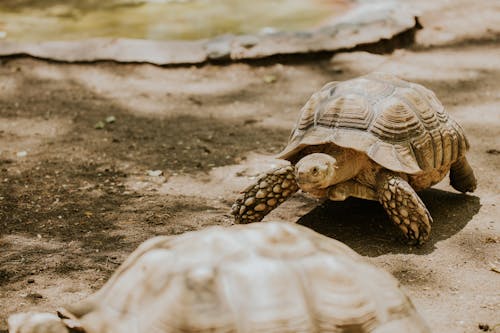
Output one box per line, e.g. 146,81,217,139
147,170,163,177
205,35,233,60
94,121,105,129
263,75,277,83
237,35,259,48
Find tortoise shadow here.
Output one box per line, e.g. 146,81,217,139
297,188,481,256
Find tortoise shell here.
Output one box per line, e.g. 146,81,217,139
277,72,469,174
9,222,430,333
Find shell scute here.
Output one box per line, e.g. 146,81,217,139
428,128,444,168
369,95,426,142
410,131,436,171
294,255,379,331
399,86,441,130
324,94,373,130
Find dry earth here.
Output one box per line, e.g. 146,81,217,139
0,0,499,332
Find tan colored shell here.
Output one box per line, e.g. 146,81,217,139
9,222,429,333
278,72,469,174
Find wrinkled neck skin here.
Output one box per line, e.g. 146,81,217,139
294,149,365,193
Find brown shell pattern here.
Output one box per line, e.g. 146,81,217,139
278,72,469,174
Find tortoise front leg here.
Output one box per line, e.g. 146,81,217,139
377,174,432,245
231,165,299,224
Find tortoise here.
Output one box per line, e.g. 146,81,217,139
231,72,477,244
8,222,430,333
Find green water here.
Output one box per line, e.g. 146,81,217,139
0,0,350,42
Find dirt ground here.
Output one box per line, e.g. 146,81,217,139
0,0,499,332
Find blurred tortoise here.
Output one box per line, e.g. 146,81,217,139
8,222,430,333
232,72,477,245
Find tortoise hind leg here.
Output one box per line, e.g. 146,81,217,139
231,165,299,223
377,173,432,245
450,156,477,193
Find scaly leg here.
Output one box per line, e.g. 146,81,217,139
231,165,299,224
377,174,432,245
450,156,477,193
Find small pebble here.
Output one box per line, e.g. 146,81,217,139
478,323,490,331
147,170,163,177
205,36,232,60
263,75,277,84
260,27,278,35
27,292,43,299
94,121,105,129
238,35,259,48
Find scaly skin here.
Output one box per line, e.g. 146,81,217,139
377,174,432,245
449,156,477,193
232,165,299,224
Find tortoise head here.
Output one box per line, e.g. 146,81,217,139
295,153,337,192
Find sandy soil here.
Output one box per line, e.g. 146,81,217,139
0,0,499,332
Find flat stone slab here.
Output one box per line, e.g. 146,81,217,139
0,1,419,64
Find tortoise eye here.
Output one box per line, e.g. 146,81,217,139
311,167,319,176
